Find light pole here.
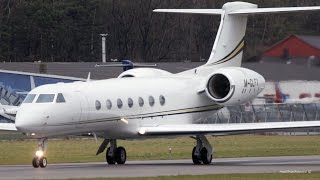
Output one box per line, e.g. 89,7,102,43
100,33,108,63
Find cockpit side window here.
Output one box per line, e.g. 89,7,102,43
36,94,55,103
23,94,36,103
56,93,66,103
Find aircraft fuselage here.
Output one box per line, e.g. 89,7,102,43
15,76,221,139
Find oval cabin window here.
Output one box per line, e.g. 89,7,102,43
159,95,165,106
106,99,112,109
149,96,155,107
138,97,144,107
117,99,123,109
128,98,133,108
95,100,101,110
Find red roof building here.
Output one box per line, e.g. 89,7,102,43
263,35,320,58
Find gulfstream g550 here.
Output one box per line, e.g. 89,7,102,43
2,1,320,168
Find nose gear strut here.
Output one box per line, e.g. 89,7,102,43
32,138,48,168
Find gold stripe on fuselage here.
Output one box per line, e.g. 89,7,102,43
48,104,223,126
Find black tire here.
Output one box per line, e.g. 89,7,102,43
200,147,212,165
32,157,39,168
115,147,126,164
192,147,201,165
39,157,47,168
106,147,116,164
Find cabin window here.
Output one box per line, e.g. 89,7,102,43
159,95,165,106
23,94,36,103
56,93,66,103
36,94,55,103
149,96,155,106
106,99,112,110
95,100,101,110
117,99,123,109
128,98,133,108
138,97,144,107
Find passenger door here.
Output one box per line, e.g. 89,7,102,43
75,91,89,128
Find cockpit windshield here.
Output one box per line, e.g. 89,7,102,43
36,94,55,103
23,94,36,103
56,93,66,103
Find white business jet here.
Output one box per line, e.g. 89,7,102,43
1,1,320,168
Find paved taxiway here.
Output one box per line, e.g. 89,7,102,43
0,156,319,179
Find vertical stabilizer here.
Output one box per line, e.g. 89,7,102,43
154,1,320,70
206,2,257,67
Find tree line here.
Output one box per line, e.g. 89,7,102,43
0,0,320,62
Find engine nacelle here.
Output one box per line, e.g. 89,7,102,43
118,68,172,78
204,67,265,106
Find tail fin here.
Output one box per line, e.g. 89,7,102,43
274,82,290,103
274,82,284,103
121,60,134,71
154,2,320,67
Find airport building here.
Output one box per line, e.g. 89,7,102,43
263,35,320,58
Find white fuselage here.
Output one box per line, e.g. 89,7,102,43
15,76,221,139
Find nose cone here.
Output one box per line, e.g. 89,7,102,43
15,107,44,133
15,110,32,132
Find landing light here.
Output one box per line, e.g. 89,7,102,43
139,128,146,135
120,118,129,124
35,150,44,157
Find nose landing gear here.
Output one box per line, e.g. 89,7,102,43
32,138,48,168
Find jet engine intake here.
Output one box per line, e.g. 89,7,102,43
205,67,265,106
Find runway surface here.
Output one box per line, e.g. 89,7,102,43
1,156,319,179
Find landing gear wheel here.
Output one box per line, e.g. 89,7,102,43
32,157,39,168
200,147,212,165
115,147,126,164
39,157,47,168
106,147,116,164
192,147,201,165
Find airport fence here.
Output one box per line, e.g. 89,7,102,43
202,103,320,135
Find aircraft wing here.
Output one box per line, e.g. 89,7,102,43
0,123,17,131
0,105,19,115
0,105,18,121
138,121,320,136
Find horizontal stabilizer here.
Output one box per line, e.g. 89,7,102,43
0,123,17,131
153,9,223,15
230,6,320,15
154,6,320,16
138,121,320,136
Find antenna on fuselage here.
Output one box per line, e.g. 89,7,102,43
86,72,91,82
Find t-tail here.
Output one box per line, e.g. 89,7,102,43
154,1,320,69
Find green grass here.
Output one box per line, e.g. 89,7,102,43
0,131,26,141
72,172,320,180
0,135,320,165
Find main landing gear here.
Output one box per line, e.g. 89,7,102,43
96,139,127,165
32,138,48,168
191,135,213,165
